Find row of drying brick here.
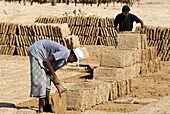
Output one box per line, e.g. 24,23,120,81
0,22,70,37
35,16,115,27
69,26,117,37
136,26,170,61
0,34,80,56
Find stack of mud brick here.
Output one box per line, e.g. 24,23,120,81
0,23,17,55
65,81,111,111
115,32,161,74
0,22,79,56
35,16,118,46
63,33,138,111
136,26,170,61
94,33,142,101
60,33,161,112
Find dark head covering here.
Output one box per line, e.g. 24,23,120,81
122,5,130,12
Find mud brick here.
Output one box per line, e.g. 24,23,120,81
134,49,141,63
124,65,136,79
1,45,5,54
109,81,118,101
32,25,36,36
51,92,67,114
117,80,127,97
141,49,149,63
39,25,43,36
15,35,19,46
44,25,48,36
140,62,148,75
9,35,14,45
148,60,155,73
66,85,96,111
141,34,148,49
94,82,110,104
135,63,141,77
1,23,5,34
41,25,45,36
5,45,10,54
47,25,51,36
156,58,161,71
66,86,85,111
13,24,17,35
83,81,110,105
117,33,141,49
8,24,12,34
3,23,6,34
100,49,134,68
56,23,70,38
82,88,96,110
148,47,157,61
94,67,126,80
66,81,110,111
126,79,132,94
0,23,2,33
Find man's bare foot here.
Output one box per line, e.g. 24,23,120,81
36,110,44,113
43,104,52,112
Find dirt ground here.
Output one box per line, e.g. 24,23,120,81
0,0,170,114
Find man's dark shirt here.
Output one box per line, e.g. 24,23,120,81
114,13,141,31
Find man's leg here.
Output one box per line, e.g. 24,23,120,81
29,54,48,113
38,98,45,112
45,90,50,105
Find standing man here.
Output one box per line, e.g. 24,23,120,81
114,5,144,33
28,40,84,113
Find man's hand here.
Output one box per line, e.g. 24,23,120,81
140,28,145,34
52,75,60,85
54,83,62,97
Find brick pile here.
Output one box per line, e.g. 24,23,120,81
35,16,117,46
0,22,79,55
136,26,170,61
64,32,161,111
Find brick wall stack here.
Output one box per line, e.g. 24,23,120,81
92,32,161,104
136,26,170,61
0,22,79,56
35,16,117,46
0,23,17,55
65,81,110,111
117,32,161,74
64,32,161,112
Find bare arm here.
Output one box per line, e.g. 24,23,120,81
140,19,144,29
114,26,119,33
114,16,119,33
140,20,145,34
43,55,60,84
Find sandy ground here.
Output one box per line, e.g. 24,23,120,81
0,0,170,114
